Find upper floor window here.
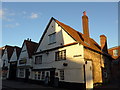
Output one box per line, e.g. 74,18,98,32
55,50,66,61
19,58,27,64
113,49,118,56
35,55,42,64
48,33,56,44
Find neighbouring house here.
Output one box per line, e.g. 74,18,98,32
108,46,120,82
1,45,14,79
31,12,112,89
8,46,21,80
16,39,38,81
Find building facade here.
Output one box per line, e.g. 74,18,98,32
1,45,14,79
30,12,112,89
8,46,21,80
16,39,38,81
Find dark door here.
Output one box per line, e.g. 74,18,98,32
25,69,30,81
50,70,55,86
9,62,17,80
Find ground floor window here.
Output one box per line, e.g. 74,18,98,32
60,70,64,80
19,68,24,77
33,71,46,80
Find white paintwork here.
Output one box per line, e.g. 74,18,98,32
85,61,93,89
10,48,17,62
17,43,30,67
2,49,8,67
32,19,85,83
17,43,32,78
36,20,76,52
2,48,10,79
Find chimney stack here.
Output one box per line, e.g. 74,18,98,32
82,11,90,37
100,35,108,53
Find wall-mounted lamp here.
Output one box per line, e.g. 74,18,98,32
63,63,68,66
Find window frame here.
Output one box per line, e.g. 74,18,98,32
60,69,64,80
19,68,24,77
55,50,66,61
35,55,42,64
48,32,56,45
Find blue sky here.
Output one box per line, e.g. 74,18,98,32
1,2,118,48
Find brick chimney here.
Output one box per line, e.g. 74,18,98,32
100,35,108,53
82,11,90,37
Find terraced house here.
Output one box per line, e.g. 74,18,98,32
16,39,38,81
30,12,112,89
1,45,14,79
8,46,21,80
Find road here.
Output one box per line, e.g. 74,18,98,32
2,80,68,90
2,80,120,90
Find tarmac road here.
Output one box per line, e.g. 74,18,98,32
2,80,68,90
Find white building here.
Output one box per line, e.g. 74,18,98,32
17,39,38,81
1,45,14,79
8,46,21,80
31,12,112,89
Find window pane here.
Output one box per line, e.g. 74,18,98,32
60,70,64,80
49,33,56,44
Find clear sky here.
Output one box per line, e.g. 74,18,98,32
1,2,118,48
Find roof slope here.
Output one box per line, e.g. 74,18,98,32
5,45,14,60
37,17,102,53
14,46,21,60
24,40,38,58
54,18,102,53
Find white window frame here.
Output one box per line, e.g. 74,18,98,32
60,70,64,80
19,68,24,77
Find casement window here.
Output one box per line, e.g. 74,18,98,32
113,49,118,56
38,72,41,80
48,33,56,44
19,58,27,64
19,68,24,77
55,50,66,61
41,71,45,80
60,70,64,80
35,56,42,64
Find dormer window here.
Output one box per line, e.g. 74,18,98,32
48,32,56,45
113,49,118,56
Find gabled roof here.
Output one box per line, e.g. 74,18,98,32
37,17,102,53
54,18,102,53
22,40,38,58
3,45,14,60
14,46,21,60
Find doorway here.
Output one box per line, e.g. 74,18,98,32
85,61,93,89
